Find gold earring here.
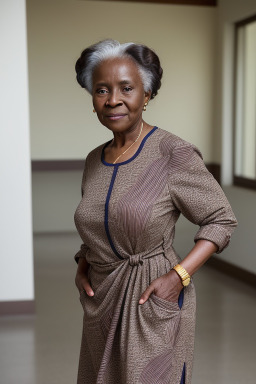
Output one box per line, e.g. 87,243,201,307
93,109,96,113
143,102,148,111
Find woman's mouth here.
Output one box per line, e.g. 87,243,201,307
106,114,126,120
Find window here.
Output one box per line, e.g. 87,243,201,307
234,15,256,190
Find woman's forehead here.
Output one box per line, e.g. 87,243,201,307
93,57,142,84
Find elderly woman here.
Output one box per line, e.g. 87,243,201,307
74,39,237,384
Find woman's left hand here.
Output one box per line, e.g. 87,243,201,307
139,269,183,304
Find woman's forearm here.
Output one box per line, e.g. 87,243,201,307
178,239,218,277
77,256,89,272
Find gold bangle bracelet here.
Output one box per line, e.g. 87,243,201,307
172,264,191,287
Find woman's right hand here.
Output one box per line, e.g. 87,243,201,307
75,257,94,296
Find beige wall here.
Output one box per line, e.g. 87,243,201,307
220,0,256,21
27,0,217,162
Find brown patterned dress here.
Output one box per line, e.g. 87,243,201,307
74,126,237,384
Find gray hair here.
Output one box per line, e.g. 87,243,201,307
79,39,153,94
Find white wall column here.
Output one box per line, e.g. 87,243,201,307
0,0,34,314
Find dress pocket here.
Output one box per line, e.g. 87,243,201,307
150,293,180,312
139,292,182,347
150,288,184,311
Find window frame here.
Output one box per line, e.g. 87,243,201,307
233,14,256,191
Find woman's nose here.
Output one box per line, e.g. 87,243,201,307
106,90,122,107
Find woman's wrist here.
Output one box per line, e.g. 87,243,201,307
172,264,191,287
167,269,184,290
77,257,89,273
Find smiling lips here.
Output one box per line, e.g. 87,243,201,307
106,113,127,120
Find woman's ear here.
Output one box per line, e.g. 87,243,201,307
144,91,151,104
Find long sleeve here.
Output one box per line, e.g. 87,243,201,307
167,143,238,253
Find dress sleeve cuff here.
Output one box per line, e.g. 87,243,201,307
74,244,89,264
194,225,231,254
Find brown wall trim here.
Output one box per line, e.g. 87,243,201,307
32,160,85,172
32,160,221,180
207,257,256,288
85,0,217,6
235,14,256,28
0,300,35,316
233,176,256,191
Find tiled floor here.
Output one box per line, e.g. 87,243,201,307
0,233,255,384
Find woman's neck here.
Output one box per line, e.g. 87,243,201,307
111,121,144,149
103,122,154,164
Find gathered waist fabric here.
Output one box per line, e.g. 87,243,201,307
87,240,179,272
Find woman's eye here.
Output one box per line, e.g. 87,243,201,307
96,89,108,94
123,86,132,92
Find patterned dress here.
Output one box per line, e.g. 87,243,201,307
74,126,237,384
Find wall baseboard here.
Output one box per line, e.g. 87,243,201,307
207,257,256,288
1,260,253,317
0,300,35,316
32,160,221,182
32,160,85,171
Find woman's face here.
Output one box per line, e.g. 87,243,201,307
92,57,150,134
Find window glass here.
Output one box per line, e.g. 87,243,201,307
234,19,256,181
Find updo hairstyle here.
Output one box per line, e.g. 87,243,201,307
75,39,163,100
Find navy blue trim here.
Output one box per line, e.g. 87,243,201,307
104,165,123,260
178,288,184,309
180,363,186,384
101,126,158,166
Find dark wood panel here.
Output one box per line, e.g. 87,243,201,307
0,300,35,316
207,257,256,288
32,160,85,172
84,0,217,5
233,176,256,191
